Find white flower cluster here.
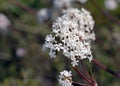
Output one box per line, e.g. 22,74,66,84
104,0,118,10
43,8,95,66
0,13,11,31
58,70,73,86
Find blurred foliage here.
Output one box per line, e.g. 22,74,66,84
0,78,41,86
0,0,120,86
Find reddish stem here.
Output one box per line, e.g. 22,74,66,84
92,59,120,78
72,81,89,86
73,66,94,86
80,60,92,80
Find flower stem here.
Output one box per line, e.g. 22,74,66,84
72,81,89,86
73,66,93,85
92,59,120,78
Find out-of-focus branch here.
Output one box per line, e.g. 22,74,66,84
89,0,120,27
11,0,37,15
92,59,120,78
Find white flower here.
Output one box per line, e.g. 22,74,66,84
71,57,79,66
58,70,73,86
45,34,55,42
53,0,72,9
77,0,88,4
49,49,56,58
16,48,27,57
37,8,51,23
60,70,72,77
43,8,95,66
104,0,118,10
0,13,10,31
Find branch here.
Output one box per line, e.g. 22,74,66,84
92,59,120,78
72,81,89,86
80,60,92,80
11,0,37,15
89,0,120,27
73,66,96,86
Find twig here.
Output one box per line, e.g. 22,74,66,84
11,0,37,15
80,60,92,80
72,81,89,86
73,66,96,86
92,59,120,78
89,0,120,27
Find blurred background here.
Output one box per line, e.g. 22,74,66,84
0,0,120,86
